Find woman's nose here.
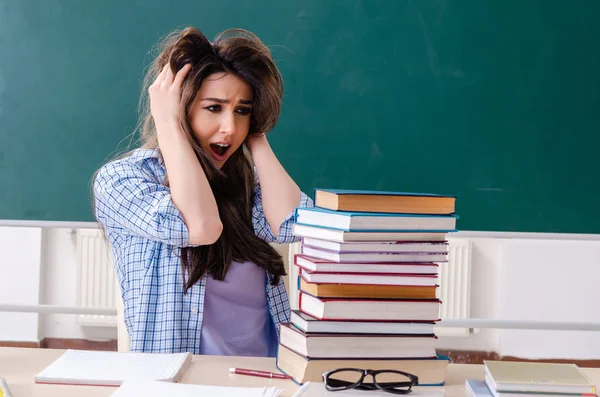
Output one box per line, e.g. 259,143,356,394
219,111,236,136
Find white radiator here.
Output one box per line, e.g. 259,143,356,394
436,237,473,337
76,229,118,327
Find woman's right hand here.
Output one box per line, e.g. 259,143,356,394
148,63,192,130
146,62,222,245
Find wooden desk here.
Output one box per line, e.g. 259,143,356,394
1,347,599,397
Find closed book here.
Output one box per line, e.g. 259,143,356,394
302,237,448,254
295,207,457,232
466,379,494,397
34,349,192,386
292,224,448,243
299,269,438,287
279,323,437,359
484,361,596,394
291,310,436,335
275,344,449,386
301,245,447,263
476,378,596,397
295,254,439,274
314,189,456,215
299,277,438,299
299,292,440,321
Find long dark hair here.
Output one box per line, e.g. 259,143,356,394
115,27,286,292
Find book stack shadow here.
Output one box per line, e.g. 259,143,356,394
276,189,459,386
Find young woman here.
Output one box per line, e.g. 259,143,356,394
93,27,312,356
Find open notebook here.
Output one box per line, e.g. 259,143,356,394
111,380,282,396
34,349,192,386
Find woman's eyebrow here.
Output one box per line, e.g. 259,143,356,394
200,97,253,105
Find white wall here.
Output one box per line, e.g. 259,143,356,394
497,239,600,359
436,235,600,360
0,227,42,342
1,226,600,360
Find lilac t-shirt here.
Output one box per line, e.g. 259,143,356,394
199,260,276,357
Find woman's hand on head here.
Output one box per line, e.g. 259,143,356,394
149,63,192,131
245,132,268,152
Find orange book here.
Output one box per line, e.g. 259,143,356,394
299,277,437,299
315,189,456,214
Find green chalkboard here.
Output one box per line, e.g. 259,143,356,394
1,1,599,232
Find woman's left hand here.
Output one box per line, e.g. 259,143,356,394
245,133,268,153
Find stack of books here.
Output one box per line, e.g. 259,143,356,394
466,361,596,397
276,189,458,386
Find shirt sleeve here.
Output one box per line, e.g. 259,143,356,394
93,159,196,247
251,180,314,244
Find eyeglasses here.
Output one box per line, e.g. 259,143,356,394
322,368,419,394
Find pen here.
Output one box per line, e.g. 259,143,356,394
0,377,13,397
229,367,293,380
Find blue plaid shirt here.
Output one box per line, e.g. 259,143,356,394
93,148,312,354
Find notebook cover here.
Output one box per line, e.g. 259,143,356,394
33,349,192,386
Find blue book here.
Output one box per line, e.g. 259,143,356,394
466,379,494,397
294,207,458,232
314,188,457,215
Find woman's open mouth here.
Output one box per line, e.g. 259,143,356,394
209,143,231,162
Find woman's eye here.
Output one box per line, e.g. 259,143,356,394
236,107,251,115
204,105,221,112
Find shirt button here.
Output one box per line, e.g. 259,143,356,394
191,307,198,314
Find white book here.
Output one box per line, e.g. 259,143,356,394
291,310,435,335
302,237,448,253
112,380,282,397
483,360,595,394
34,349,192,386
301,246,447,263
279,323,437,359
295,208,457,231
292,224,448,242
295,254,439,274
300,293,440,322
